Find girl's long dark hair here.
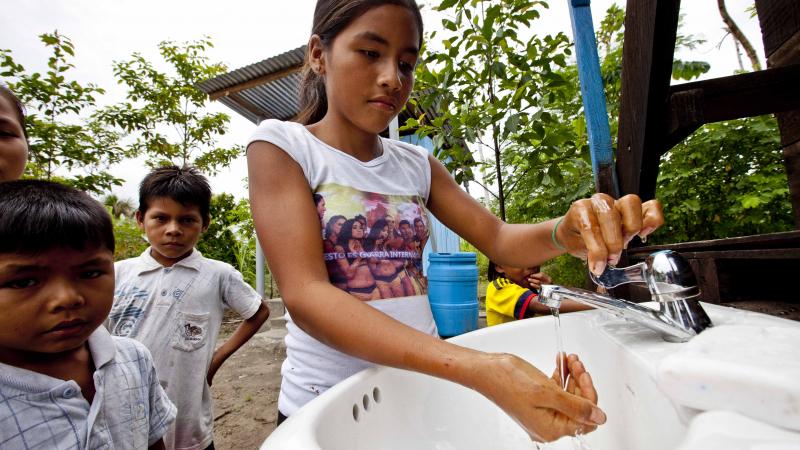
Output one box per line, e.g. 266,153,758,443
325,214,347,240
297,0,424,125
365,218,388,251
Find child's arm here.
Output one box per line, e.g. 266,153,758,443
207,300,270,386
248,142,606,442
425,155,663,276
524,273,592,314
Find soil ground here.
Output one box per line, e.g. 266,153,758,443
210,313,286,449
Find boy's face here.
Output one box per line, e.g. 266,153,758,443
0,246,114,363
496,265,539,288
137,196,208,267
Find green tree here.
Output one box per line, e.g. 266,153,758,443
407,0,579,221
1,32,124,194
103,194,136,219
99,38,240,174
196,193,254,272
112,215,148,261
416,3,712,286
653,115,792,243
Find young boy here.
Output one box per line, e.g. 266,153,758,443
107,165,269,450
0,180,176,449
486,262,591,326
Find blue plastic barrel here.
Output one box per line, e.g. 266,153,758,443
427,252,479,338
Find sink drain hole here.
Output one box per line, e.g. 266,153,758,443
372,387,381,403
362,394,371,411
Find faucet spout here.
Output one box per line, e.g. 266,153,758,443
538,285,697,342
538,250,713,342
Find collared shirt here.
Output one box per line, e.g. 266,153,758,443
485,278,539,326
0,327,176,449
108,248,261,450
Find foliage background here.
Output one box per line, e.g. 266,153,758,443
2,1,792,294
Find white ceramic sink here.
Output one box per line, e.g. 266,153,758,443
261,303,800,449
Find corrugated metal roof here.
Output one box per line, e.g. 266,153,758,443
197,45,306,123
197,45,440,127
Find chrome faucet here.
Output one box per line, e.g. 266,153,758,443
538,250,713,342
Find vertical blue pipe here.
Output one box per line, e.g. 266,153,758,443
568,0,619,196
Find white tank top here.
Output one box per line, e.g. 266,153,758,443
247,120,438,415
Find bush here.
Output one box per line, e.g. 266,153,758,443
113,216,148,261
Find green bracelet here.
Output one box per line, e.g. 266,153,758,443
551,216,567,251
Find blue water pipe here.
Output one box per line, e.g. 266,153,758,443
567,0,619,196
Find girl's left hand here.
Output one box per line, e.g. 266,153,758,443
471,352,604,442
555,194,664,275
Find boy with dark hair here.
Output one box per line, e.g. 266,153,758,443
0,180,176,449
108,165,269,450
486,261,590,326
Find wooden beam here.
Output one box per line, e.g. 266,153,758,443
755,0,800,58
626,230,800,254
688,258,720,304
615,0,681,200
676,249,800,260
781,138,800,227
208,64,302,101
662,64,800,152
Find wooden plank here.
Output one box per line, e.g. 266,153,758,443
568,0,618,197
776,109,800,147
780,138,800,227
724,301,800,321
675,248,800,260
662,64,800,152
688,258,720,304
755,0,800,58
615,0,681,200
626,230,800,254
208,64,302,101
767,29,800,68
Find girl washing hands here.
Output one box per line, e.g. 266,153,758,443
247,0,663,442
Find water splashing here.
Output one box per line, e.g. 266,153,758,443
573,433,592,450
551,307,567,389
548,308,594,450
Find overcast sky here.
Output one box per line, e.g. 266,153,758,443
1,0,762,201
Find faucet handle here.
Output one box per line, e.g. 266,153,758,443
589,261,647,289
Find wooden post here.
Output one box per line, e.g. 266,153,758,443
755,0,800,228
567,0,619,197
615,0,681,201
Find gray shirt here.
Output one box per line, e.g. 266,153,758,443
108,248,261,450
0,327,176,449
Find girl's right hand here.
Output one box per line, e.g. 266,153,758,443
468,352,605,442
556,193,664,276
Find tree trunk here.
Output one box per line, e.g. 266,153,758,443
717,0,762,71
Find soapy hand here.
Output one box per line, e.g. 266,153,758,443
555,193,663,276
472,352,605,442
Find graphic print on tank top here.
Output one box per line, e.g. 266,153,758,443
317,183,429,301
